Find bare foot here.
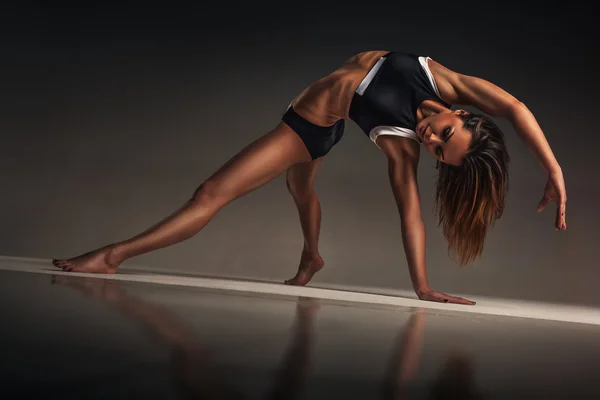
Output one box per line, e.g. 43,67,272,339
52,245,122,274
284,250,324,286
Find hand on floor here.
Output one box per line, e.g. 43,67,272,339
416,288,476,305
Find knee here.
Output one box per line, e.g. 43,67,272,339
191,179,224,205
286,178,313,204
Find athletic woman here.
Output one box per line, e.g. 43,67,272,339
53,51,567,305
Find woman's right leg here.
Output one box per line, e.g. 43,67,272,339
284,158,326,286
52,122,313,273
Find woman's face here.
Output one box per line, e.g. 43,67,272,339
415,110,473,166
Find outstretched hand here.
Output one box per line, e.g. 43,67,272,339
537,169,567,230
417,288,476,305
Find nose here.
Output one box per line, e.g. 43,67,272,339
425,130,442,144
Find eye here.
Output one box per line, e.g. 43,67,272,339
443,127,450,140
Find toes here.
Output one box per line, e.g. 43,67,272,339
285,279,306,286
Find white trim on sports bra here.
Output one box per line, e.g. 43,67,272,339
418,56,442,98
355,56,386,96
369,126,419,147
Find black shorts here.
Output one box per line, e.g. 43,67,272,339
282,106,345,160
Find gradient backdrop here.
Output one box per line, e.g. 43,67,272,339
2,2,598,305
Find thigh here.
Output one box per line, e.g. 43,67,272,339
204,122,313,202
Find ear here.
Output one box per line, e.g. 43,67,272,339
454,109,470,116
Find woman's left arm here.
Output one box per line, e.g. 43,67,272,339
377,135,476,305
431,60,567,230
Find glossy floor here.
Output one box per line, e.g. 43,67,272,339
2,268,600,399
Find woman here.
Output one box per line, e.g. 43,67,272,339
53,50,567,305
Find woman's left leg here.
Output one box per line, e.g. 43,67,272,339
53,122,312,273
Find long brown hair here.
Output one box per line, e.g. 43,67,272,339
434,113,510,266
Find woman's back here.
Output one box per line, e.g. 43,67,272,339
291,50,390,125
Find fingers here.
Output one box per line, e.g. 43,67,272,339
555,201,567,230
420,291,476,306
557,186,567,230
548,171,567,230
537,195,550,212
445,296,476,305
538,194,567,231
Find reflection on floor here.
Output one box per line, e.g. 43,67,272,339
3,256,600,326
1,268,600,399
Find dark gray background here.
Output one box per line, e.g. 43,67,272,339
1,1,598,305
